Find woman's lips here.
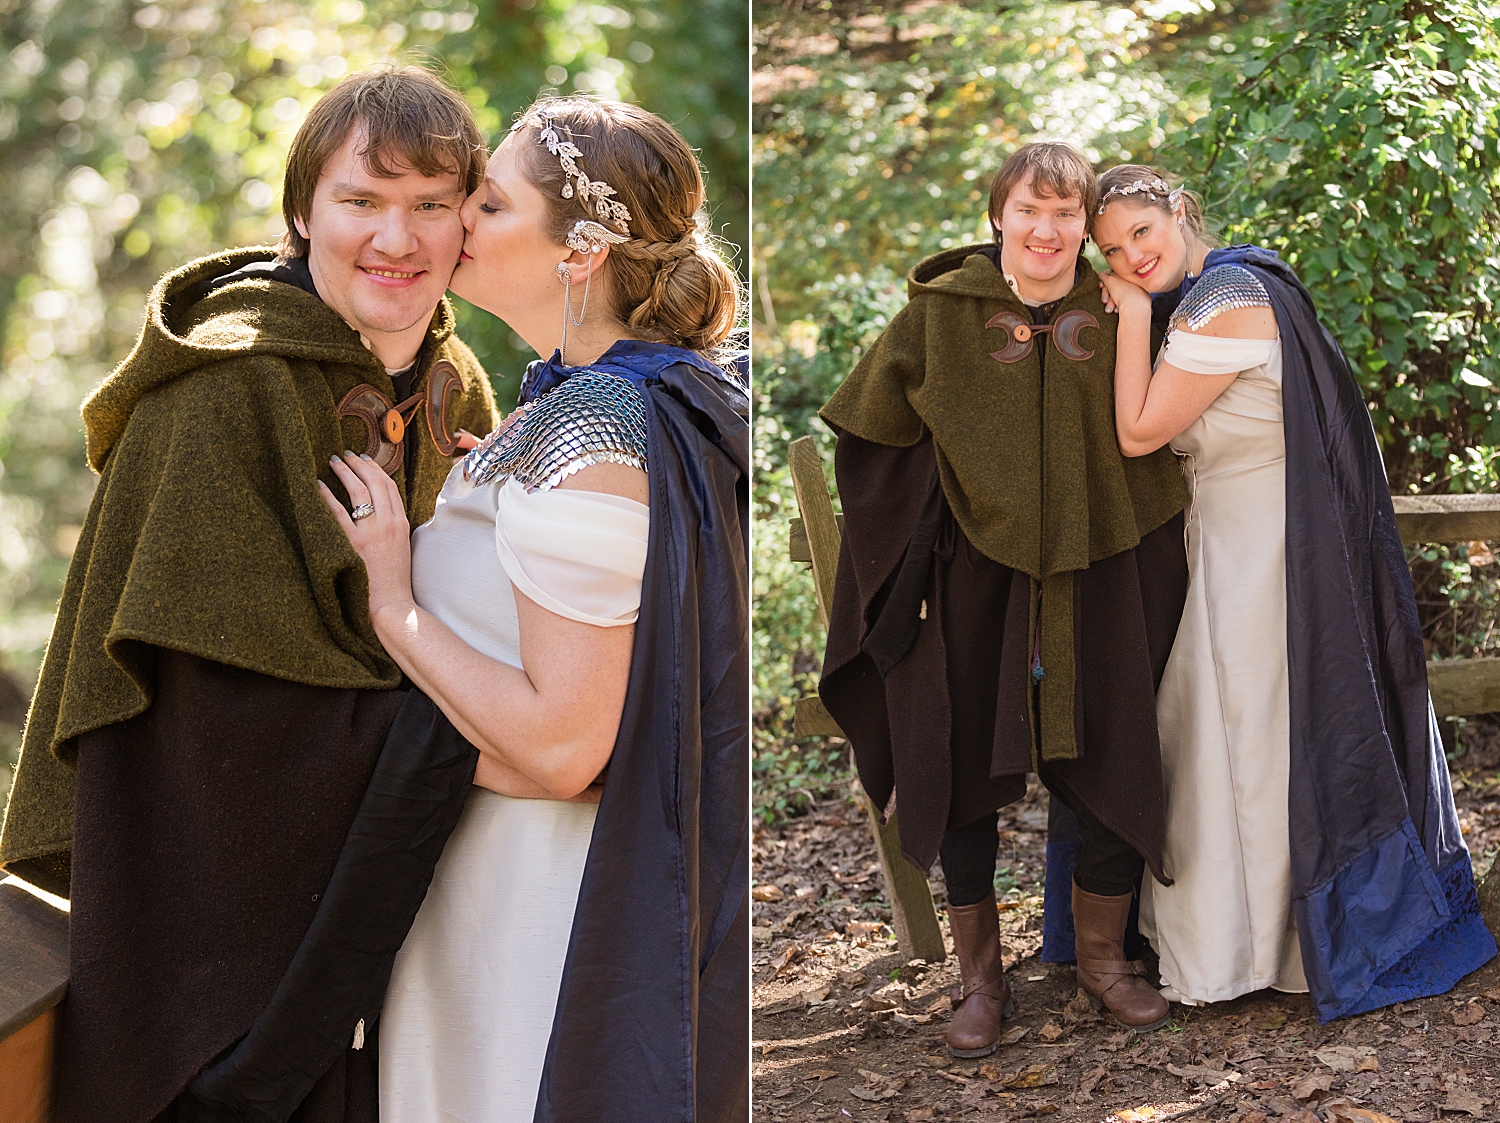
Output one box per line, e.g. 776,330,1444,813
460,250,472,260
1134,256,1160,279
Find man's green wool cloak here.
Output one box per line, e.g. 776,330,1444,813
0,247,498,893
821,246,1187,765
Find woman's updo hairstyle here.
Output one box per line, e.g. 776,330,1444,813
511,96,742,356
1092,164,1217,245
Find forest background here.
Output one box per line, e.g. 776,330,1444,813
754,0,1500,820
0,0,749,809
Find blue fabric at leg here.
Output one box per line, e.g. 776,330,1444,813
1040,843,1145,964
1042,840,1078,964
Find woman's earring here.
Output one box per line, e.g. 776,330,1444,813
556,260,591,367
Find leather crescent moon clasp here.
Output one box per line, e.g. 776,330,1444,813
336,384,405,475
1052,309,1100,362
985,308,1100,363
425,360,463,456
986,311,1035,363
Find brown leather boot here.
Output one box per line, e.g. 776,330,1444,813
1072,882,1169,1032
945,891,1015,1057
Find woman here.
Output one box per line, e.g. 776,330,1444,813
1093,165,1495,1020
317,96,748,1120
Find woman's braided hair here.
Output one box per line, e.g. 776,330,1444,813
512,96,741,356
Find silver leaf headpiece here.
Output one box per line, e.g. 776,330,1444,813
1096,176,1183,215
511,107,634,237
566,219,630,254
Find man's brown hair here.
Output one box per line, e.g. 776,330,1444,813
986,143,1098,240
279,65,487,258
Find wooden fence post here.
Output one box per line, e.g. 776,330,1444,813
786,436,947,964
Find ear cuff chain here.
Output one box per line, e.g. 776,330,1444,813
513,105,637,364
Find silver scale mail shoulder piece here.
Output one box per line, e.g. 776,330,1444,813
462,368,648,491
1168,264,1272,336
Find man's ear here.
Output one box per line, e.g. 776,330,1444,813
294,214,310,242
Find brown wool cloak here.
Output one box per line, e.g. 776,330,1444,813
0,247,498,895
818,247,1188,877
821,247,1185,764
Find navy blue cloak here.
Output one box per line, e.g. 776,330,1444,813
1044,246,1495,1021
524,341,750,1122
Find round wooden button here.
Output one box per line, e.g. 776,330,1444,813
1013,323,1032,342
382,409,405,443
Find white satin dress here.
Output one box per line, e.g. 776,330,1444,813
379,464,649,1122
1138,328,1311,1005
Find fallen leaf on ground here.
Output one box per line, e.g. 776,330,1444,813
1037,1020,1066,1042
978,1063,1005,1081
925,992,952,1014
1000,1024,1031,1045
1003,1063,1058,1089
848,1070,907,1103
1452,1001,1485,1026
1443,1088,1492,1117
1323,1107,1398,1123
845,919,885,937
1480,986,1500,1002
1079,1065,1108,1095
1239,1113,1269,1123
752,884,783,901
923,1054,951,1069
751,925,772,942
770,944,801,974
803,1069,839,1080
1355,1055,1379,1073
858,995,898,1011
1166,1062,1241,1085
839,970,867,987
1314,1045,1375,1073
793,885,817,899
1063,988,1104,1025
1291,1072,1334,1099
904,1110,935,1122
1033,1103,1060,1115
759,982,830,1016
1257,1014,1288,1030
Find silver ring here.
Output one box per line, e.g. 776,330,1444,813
350,503,375,521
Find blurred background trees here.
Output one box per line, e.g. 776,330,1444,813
753,0,1500,819
0,0,748,803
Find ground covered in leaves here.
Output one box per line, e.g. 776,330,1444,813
752,725,1500,1123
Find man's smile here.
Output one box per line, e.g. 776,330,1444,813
359,265,426,287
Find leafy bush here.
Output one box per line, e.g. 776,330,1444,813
1178,0,1500,493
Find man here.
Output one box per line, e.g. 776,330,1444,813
0,65,497,1121
818,144,1189,1054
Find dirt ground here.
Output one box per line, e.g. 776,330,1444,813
752,722,1500,1123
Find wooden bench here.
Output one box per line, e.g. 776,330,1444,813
0,876,68,1122
786,433,1500,958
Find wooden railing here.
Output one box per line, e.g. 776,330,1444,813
784,433,1500,958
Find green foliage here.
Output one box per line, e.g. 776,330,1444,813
1175,0,1500,492
0,0,746,797
753,0,1257,324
